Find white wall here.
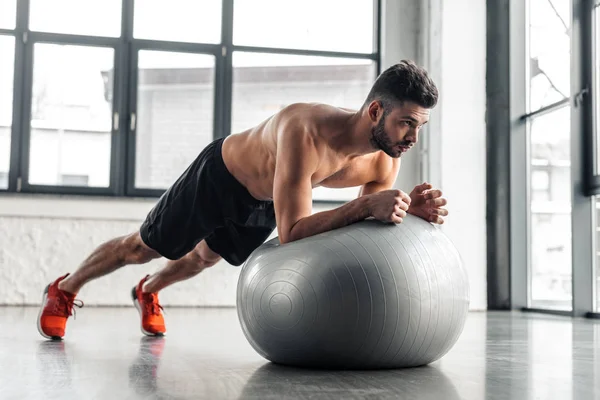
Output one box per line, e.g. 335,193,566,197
424,0,487,310
0,197,329,306
0,196,241,306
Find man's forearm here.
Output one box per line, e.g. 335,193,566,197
284,195,372,243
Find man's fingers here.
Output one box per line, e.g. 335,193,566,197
424,189,443,200
415,182,433,194
400,191,411,205
432,208,449,216
396,200,409,211
427,197,448,207
394,190,411,209
394,205,407,218
429,215,444,224
391,214,403,224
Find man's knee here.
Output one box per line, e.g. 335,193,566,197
121,232,161,264
191,240,221,269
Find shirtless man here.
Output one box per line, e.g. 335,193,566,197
37,60,447,340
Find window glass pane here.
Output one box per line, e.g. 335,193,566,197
233,0,374,53
529,106,571,310
135,51,215,190
29,44,114,187
595,7,600,174
29,0,121,37
0,36,15,190
595,196,600,312
0,0,17,29
134,0,221,44
528,0,570,112
232,52,376,201
591,10,600,312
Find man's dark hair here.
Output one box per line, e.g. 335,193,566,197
363,60,438,111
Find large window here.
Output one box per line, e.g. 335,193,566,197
508,0,600,317
133,0,222,44
231,54,375,132
595,3,600,175
529,107,572,310
596,197,600,312
594,3,600,312
528,0,570,112
525,0,572,311
29,44,114,187
0,36,15,190
29,0,122,37
232,0,374,53
134,50,216,190
1,0,380,198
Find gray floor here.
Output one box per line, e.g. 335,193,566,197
0,308,599,400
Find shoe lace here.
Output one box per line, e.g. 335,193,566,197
143,293,164,316
54,291,84,319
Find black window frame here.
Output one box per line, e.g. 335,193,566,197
487,0,600,317
584,0,600,195
0,0,382,198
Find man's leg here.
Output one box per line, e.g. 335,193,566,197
131,240,221,337
59,232,161,294
142,240,222,294
38,231,161,340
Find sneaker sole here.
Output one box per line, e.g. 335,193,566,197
37,285,63,341
131,287,165,337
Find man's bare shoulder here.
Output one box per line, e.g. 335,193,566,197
369,151,401,182
274,102,350,126
272,102,350,146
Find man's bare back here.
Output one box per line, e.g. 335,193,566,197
222,102,394,202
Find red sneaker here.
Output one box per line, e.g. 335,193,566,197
132,275,166,336
37,274,83,340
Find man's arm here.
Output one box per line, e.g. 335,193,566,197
273,129,373,244
358,158,401,196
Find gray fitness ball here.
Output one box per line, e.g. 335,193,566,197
236,214,470,369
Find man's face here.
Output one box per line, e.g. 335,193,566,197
370,101,430,158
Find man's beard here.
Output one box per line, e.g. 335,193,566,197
370,116,407,158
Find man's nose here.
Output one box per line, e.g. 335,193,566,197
406,129,419,144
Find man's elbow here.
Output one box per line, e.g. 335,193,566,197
278,223,301,245
278,230,296,245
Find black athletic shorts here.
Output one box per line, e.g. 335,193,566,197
139,138,276,266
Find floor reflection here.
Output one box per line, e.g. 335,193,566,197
484,313,600,400
36,341,72,391
128,336,166,396
239,362,461,400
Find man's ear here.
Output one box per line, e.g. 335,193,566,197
367,100,383,122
